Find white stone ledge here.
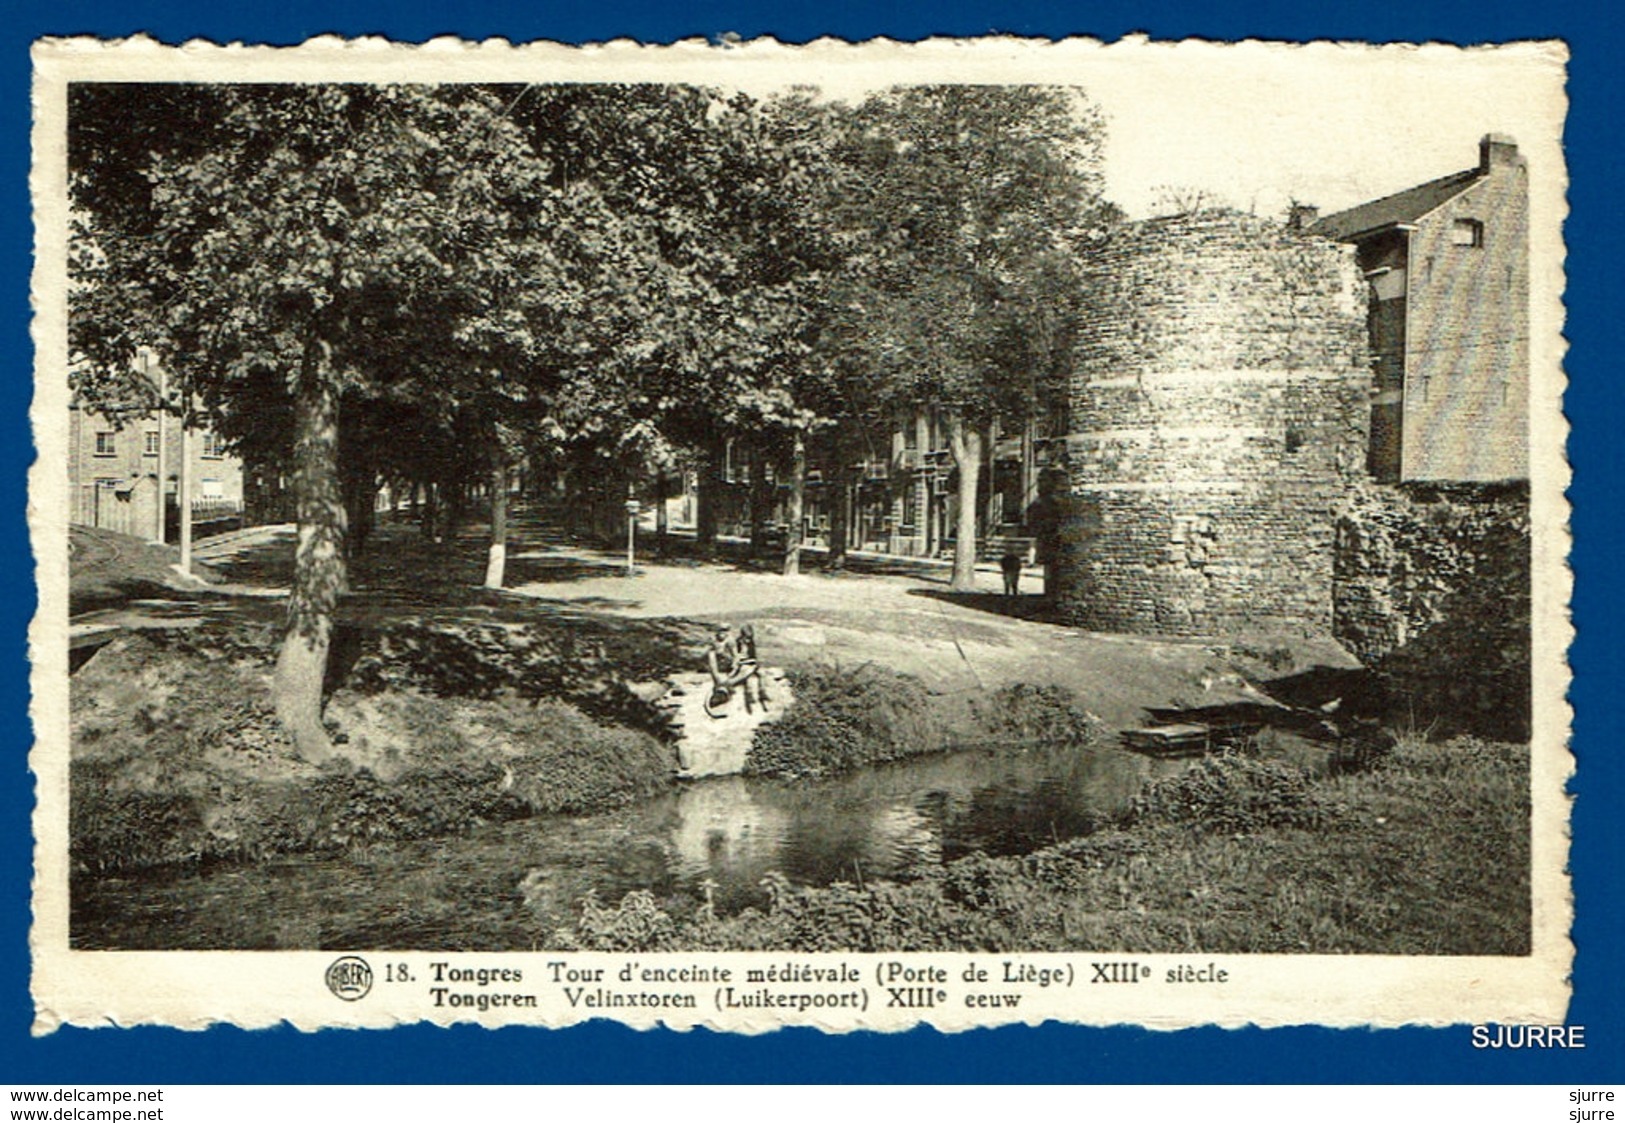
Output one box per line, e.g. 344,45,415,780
1083,367,1366,388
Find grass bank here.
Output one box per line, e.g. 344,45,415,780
70,620,1098,874
554,736,1530,955
69,622,681,874
746,665,1106,779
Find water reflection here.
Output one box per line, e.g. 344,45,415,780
668,776,792,883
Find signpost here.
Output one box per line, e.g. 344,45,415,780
624,490,640,575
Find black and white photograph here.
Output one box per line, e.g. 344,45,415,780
31,37,1569,1031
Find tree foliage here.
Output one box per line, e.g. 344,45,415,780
67,80,1117,752
824,85,1113,585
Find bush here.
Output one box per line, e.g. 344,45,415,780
70,764,208,873
555,890,682,952
1127,754,1323,833
970,683,1106,747
746,663,946,778
503,702,677,814
747,670,1105,779
343,617,695,735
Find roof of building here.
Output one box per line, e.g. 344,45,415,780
1310,167,1481,241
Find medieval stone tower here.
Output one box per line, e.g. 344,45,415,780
1053,212,1372,637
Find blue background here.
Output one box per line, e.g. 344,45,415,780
5,0,1617,1085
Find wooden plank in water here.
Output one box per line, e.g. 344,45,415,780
1122,721,1259,757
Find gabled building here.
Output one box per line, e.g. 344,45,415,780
1310,134,1529,482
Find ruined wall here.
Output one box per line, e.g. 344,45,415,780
1333,481,1531,739
1055,212,1371,636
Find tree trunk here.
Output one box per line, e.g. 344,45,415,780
273,342,346,763
696,438,723,554
655,472,669,539
340,428,375,566
984,417,999,538
152,366,167,545
177,411,193,573
484,439,509,589
443,480,465,544
946,412,983,592
1021,412,1038,525
421,482,438,539
783,430,806,577
348,476,376,565
749,441,774,551
827,450,849,571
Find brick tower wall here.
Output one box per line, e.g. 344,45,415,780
1054,212,1372,637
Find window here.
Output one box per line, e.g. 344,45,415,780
201,431,226,459
94,431,116,456
1450,218,1484,247
200,478,224,499
1367,267,1406,302
144,430,160,456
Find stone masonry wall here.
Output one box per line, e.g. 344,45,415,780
1333,480,1531,739
1054,212,1371,636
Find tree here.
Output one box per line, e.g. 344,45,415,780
833,86,1112,589
510,86,854,564
70,84,561,760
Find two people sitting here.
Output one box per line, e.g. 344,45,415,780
705,622,769,718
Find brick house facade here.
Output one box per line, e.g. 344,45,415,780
68,400,244,541
1311,135,1530,482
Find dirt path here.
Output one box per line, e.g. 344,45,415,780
500,533,1353,730
84,511,1357,731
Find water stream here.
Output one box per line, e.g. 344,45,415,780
72,739,1319,951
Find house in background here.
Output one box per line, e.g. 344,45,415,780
68,396,244,541
1309,134,1529,483
682,404,1063,560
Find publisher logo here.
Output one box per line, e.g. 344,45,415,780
325,956,374,1001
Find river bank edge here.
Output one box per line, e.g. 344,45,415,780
66,616,1530,956
66,618,1103,877
558,735,1531,956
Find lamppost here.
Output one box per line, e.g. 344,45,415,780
624,486,640,576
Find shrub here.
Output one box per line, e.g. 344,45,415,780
343,617,694,734
746,663,945,778
555,890,682,952
70,764,208,873
970,683,1106,747
747,670,1104,779
1128,754,1323,833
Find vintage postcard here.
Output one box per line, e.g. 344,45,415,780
30,35,1570,1033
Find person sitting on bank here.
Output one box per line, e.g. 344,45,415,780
734,623,769,713
704,623,769,717
705,625,739,717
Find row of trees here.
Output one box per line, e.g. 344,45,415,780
68,81,1115,760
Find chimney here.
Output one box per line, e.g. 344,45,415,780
1479,133,1521,173
1288,203,1320,231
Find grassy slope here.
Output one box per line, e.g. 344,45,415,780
559,737,1530,956
69,626,678,872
